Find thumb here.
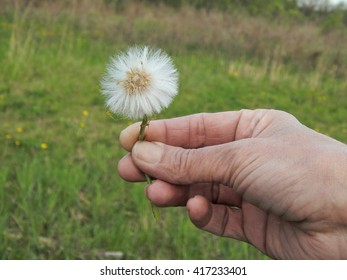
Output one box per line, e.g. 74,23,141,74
131,140,245,186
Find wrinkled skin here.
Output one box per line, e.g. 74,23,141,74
118,110,347,259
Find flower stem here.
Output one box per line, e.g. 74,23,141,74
139,115,160,220
139,114,148,141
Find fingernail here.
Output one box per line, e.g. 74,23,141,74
133,141,163,164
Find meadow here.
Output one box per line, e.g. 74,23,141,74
0,0,347,259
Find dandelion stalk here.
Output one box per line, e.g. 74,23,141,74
139,114,160,220
138,115,152,184
139,114,148,141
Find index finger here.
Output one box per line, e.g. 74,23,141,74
119,110,265,151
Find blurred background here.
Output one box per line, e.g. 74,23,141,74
0,0,346,259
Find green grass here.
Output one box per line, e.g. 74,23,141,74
0,4,347,260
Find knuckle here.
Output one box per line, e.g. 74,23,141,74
188,113,208,148
171,148,196,183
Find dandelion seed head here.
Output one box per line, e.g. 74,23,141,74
101,46,178,119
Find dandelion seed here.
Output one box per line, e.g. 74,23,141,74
5,133,12,140
82,110,89,117
16,127,23,133
101,46,178,120
41,143,48,150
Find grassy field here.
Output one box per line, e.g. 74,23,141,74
0,1,347,259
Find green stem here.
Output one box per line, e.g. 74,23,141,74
139,115,160,220
139,114,148,141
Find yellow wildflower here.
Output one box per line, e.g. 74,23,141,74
79,122,85,128
228,65,240,78
41,143,48,150
5,133,12,140
15,140,20,146
16,127,23,133
82,110,89,117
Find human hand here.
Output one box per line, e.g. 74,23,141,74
118,110,347,259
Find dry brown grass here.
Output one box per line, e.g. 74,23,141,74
2,0,347,79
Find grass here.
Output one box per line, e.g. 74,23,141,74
0,1,347,259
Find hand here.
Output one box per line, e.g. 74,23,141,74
118,109,347,259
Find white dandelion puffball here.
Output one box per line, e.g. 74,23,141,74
101,46,179,119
